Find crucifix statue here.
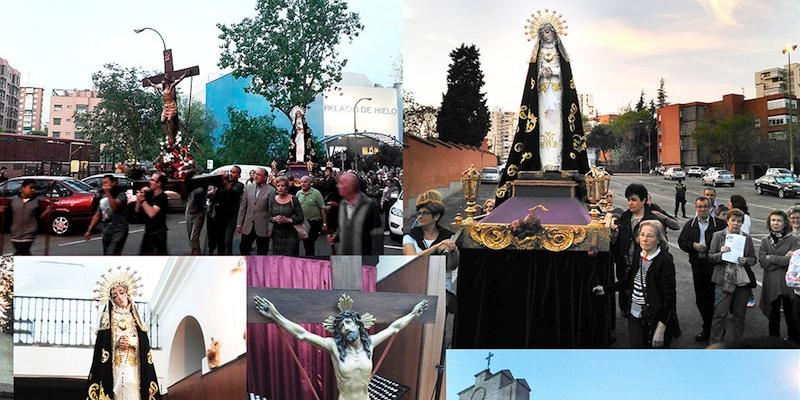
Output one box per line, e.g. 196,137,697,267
247,257,438,400
141,49,199,145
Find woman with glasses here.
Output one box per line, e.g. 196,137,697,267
594,220,679,348
788,206,800,237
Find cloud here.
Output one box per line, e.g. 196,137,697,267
575,20,732,57
695,0,741,26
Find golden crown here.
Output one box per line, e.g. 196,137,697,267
93,266,143,306
322,293,376,333
525,9,568,41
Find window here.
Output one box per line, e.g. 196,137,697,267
52,131,60,138
53,104,62,111
767,99,786,110
53,118,61,126
75,131,86,140
754,119,761,127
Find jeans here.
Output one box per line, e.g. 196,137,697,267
102,225,128,255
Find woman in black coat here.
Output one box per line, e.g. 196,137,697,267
595,220,680,348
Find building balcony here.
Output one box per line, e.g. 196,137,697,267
13,296,160,348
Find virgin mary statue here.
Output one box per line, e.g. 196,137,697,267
86,267,161,400
495,10,590,205
287,106,316,164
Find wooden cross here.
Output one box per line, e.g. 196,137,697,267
247,257,437,325
141,49,199,87
486,352,494,370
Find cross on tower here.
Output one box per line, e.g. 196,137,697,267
486,352,494,370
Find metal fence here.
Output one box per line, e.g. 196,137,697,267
13,296,159,348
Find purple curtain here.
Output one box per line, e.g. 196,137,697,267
247,256,376,400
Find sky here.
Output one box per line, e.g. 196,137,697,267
404,0,800,114
3,0,401,123
15,256,168,302
447,349,800,400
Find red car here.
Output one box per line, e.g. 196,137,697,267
0,176,98,235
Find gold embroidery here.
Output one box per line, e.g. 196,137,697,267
568,103,578,132
88,383,111,400
147,350,153,364
521,152,532,161
572,133,588,153
114,354,122,367
526,115,538,133
540,131,560,149
470,224,589,252
570,152,576,159
519,105,528,120
101,348,109,363
149,381,159,400
570,78,575,89
129,353,138,366
496,183,510,198
507,165,518,177
530,78,536,90
539,82,562,93
514,142,524,153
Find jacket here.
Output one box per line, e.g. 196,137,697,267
677,216,727,267
708,229,757,287
758,234,800,317
236,183,275,236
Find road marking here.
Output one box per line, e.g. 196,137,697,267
58,228,145,247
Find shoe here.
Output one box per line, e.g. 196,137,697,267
747,295,755,308
694,332,709,342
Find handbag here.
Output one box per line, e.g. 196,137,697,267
294,219,311,240
735,264,757,288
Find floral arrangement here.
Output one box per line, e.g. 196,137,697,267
154,131,196,180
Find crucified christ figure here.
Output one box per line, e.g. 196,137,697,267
144,70,188,144
253,294,428,400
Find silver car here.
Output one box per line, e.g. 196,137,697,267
702,170,735,187
481,167,501,183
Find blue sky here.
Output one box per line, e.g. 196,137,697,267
447,350,800,399
405,0,799,114
4,0,400,121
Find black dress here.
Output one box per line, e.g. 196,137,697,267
269,196,305,255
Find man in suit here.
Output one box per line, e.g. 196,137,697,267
678,195,727,342
237,167,275,255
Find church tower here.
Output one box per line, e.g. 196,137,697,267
456,354,531,400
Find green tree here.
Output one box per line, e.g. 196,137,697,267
76,64,162,163
403,91,439,138
29,130,47,137
179,98,217,171
0,256,12,334
657,78,668,108
586,124,621,164
364,144,402,170
635,90,646,112
692,113,759,170
217,0,363,120
609,109,656,170
436,44,490,146
218,108,289,166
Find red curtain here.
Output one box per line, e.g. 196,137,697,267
246,256,376,400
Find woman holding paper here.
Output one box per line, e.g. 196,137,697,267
593,220,679,348
708,208,757,344
758,210,800,343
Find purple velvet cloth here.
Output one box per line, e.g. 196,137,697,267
481,197,591,225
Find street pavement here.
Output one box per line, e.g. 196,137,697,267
427,173,799,348
1,211,403,256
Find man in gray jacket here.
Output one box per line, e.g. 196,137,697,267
5,179,50,255
237,167,274,255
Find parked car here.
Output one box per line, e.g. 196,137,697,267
0,176,98,235
481,167,501,184
388,191,403,241
755,174,800,198
686,166,705,177
702,167,724,177
81,173,134,191
664,167,686,180
702,169,735,187
764,167,796,178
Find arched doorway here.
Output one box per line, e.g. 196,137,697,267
168,316,205,387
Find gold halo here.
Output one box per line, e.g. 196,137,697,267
93,266,143,306
525,9,568,41
322,293,376,333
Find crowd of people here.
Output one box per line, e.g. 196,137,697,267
595,182,800,348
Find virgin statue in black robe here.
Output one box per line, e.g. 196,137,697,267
86,274,161,400
287,106,316,164
495,10,590,205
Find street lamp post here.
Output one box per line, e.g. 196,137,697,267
353,97,372,133
133,27,167,52
784,44,798,172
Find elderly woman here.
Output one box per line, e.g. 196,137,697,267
708,208,757,344
788,205,800,237
269,176,305,255
594,220,679,348
758,210,800,342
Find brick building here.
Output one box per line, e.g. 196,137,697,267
657,93,798,175
49,89,101,140
17,87,44,133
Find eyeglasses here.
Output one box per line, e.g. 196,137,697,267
416,210,433,217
